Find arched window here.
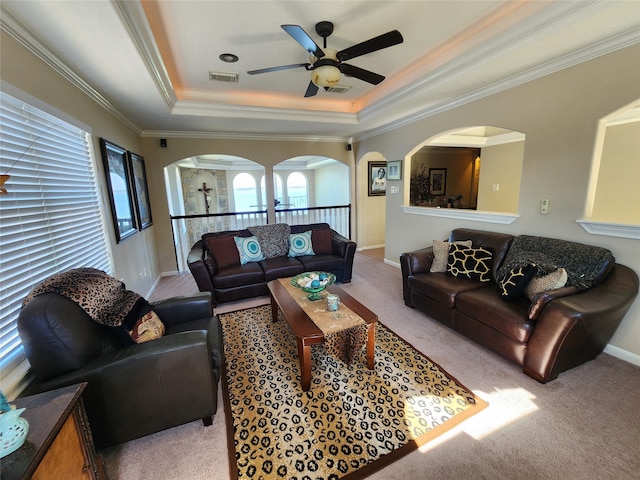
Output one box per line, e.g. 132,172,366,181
233,173,257,211
287,172,308,208
261,174,283,208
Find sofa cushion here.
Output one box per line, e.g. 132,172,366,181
456,287,534,343
288,231,315,257
311,229,333,255
525,268,568,300
260,257,305,281
497,264,538,300
296,253,344,274
206,235,240,269
212,262,264,289
248,224,290,258
447,245,494,283
430,239,472,273
234,236,265,264
408,272,484,308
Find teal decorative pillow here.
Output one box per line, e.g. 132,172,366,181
497,264,538,300
234,236,264,264
288,231,315,257
447,245,494,282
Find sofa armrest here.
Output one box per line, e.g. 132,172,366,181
528,285,579,321
187,240,215,295
151,292,213,327
399,247,434,306
524,263,639,383
330,230,357,282
35,330,217,447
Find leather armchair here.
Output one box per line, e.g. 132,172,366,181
18,291,223,449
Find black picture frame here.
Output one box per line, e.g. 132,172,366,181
127,151,153,230
368,161,387,196
429,168,447,196
100,138,137,243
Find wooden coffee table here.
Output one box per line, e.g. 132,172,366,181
267,281,378,391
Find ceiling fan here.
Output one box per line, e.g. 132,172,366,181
247,21,403,97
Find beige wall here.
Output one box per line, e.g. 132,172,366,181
355,151,387,249
1,32,159,297
477,141,524,213
591,121,640,224
356,44,640,358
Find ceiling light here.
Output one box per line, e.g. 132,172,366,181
311,64,341,88
219,53,239,63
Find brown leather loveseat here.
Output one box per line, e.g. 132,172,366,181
400,228,638,383
188,223,356,306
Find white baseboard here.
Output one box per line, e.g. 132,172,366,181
146,275,162,299
384,258,401,268
357,244,385,251
604,344,640,367
161,270,180,277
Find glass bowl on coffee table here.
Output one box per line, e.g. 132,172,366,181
290,271,336,301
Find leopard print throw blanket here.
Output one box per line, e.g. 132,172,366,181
22,267,142,327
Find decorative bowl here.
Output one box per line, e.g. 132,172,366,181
0,408,29,459
290,271,336,301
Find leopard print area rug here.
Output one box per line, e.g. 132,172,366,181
220,306,487,480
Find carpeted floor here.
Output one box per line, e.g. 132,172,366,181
103,248,640,480
219,305,486,479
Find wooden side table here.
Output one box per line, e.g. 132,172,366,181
0,383,107,480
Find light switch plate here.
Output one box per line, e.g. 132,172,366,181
540,199,549,214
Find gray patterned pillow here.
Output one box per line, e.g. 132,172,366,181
248,224,290,259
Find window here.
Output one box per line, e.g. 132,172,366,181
287,172,308,208
233,172,257,211
0,91,112,398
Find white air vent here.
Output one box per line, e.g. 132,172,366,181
209,71,239,83
324,85,351,93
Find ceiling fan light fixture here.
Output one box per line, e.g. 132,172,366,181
311,64,341,87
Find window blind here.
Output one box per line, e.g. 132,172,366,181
0,91,113,399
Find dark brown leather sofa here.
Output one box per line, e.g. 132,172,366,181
188,223,356,306
400,228,639,383
18,292,223,449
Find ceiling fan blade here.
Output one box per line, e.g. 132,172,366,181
336,30,403,62
282,25,325,58
304,81,319,97
339,64,385,85
247,63,310,75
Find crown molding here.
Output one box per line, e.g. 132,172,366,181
171,100,358,125
113,0,177,109
141,130,349,143
0,7,141,135
354,12,640,143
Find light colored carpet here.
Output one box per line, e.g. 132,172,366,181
103,249,640,480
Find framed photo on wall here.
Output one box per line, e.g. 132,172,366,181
100,138,137,243
429,168,447,196
387,160,401,180
127,151,153,230
368,161,387,196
